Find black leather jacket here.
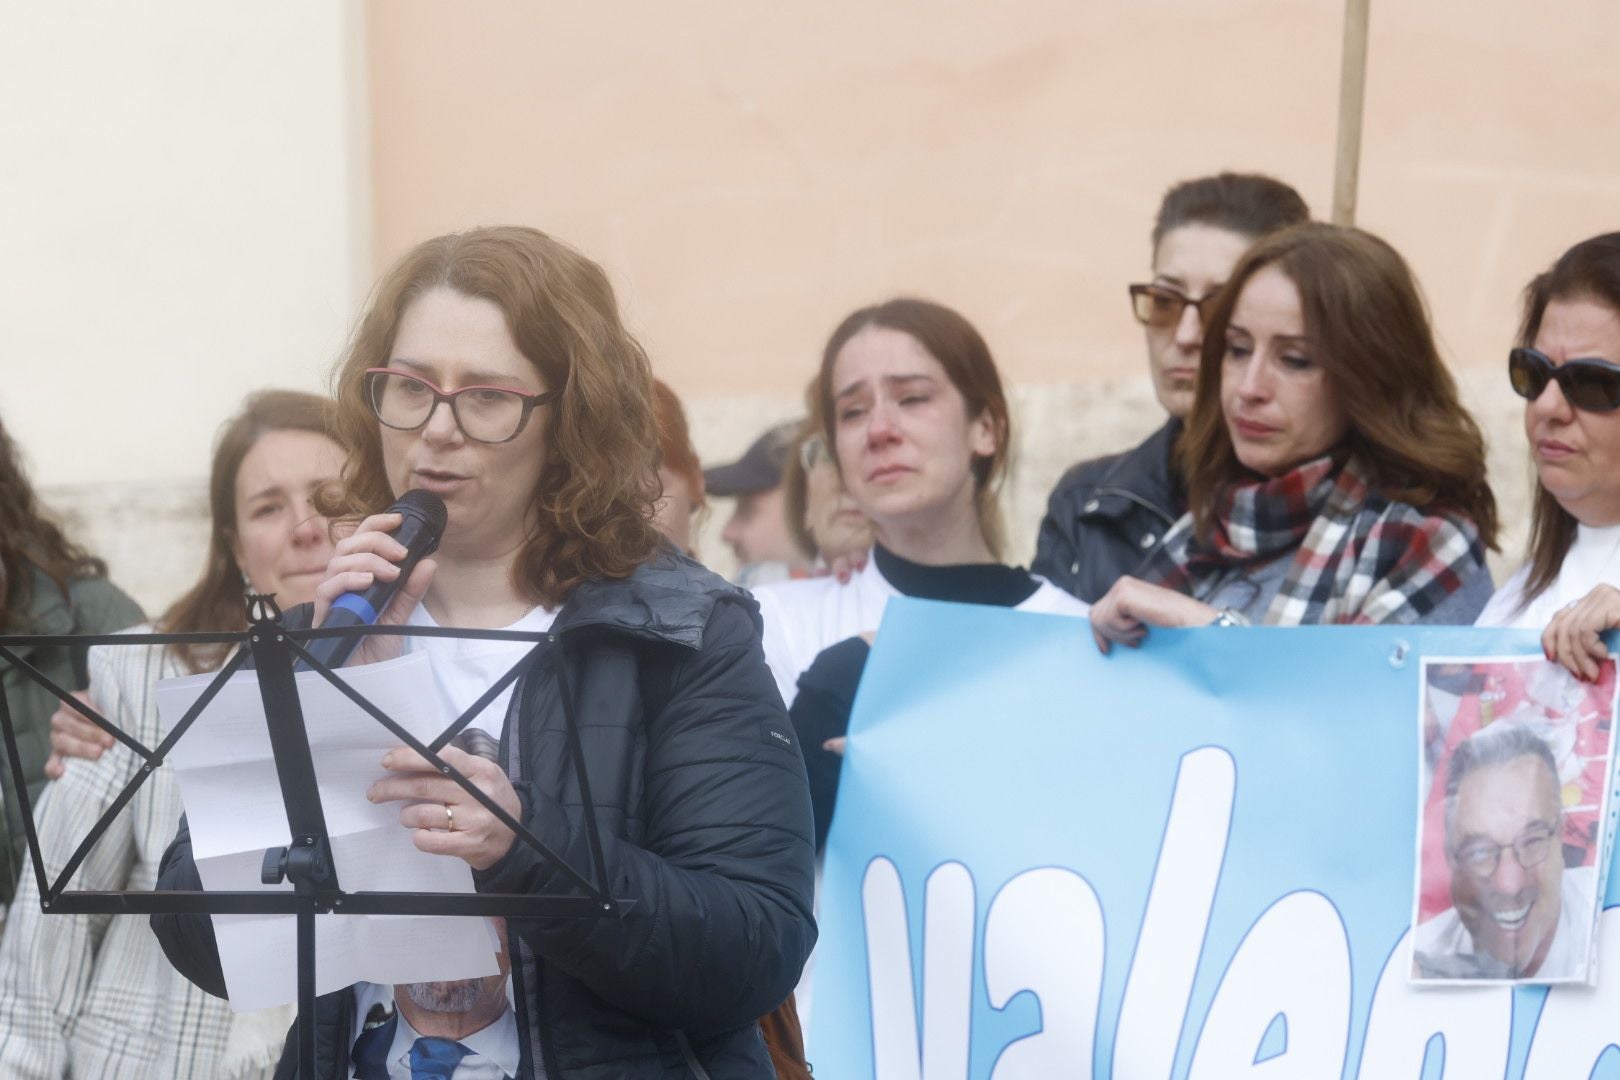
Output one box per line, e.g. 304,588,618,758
152,551,816,1079
1032,419,1185,603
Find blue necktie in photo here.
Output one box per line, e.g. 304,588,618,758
409,1036,472,1079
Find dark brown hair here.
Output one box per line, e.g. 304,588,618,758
322,226,661,607
1151,172,1310,252
0,418,107,632
816,298,1012,558
162,390,337,672
1181,223,1498,547
1517,232,1620,606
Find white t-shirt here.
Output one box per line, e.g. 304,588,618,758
752,553,1090,709
1413,865,1597,981
384,1004,521,1079
1476,523,1620,629
404,605,557,738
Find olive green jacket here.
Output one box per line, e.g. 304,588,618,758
1,568,143,902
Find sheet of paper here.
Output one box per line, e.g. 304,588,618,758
1408,654,1619,986
156,651,499,1012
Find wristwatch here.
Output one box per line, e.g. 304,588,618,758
1209,608,1250,628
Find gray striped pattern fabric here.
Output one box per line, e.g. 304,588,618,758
0,635,291,1079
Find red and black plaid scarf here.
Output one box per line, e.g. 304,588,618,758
1147,455,1485,625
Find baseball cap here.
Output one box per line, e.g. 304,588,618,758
703,420,801,497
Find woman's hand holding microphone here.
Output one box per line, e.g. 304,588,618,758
310,511,439,667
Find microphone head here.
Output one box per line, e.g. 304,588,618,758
391,489,449,546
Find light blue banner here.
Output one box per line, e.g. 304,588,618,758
807,598,1620,1079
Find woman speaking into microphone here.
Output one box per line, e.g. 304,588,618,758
154,226,816,1079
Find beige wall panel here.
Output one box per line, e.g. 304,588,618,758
4,3,371,615
1352,4,1620,365
368,2,1335,392
2,2,371,493
365,0,1609,588
366,1,1617,394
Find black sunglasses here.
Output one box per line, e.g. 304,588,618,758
1508,347,1620,413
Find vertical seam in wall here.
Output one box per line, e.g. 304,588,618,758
342,0,375,341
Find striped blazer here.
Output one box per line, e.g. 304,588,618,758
0,634,291,1079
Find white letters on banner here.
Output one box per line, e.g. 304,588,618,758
859,745,1620,1077
1115,748,1233,1076
811,606,1620,1077
983,867,1103,1077
1185,891,1350,1077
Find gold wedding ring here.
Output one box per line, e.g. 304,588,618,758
444,803,455,832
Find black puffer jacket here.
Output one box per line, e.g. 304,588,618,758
152,552,817,1079
1032,419,1185,603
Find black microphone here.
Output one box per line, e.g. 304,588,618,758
300,489,448,671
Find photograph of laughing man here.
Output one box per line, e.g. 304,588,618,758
1412,722,1600,982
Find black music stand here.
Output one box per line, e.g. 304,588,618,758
0,594,626,1077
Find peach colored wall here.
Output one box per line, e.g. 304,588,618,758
365,1,1619,394
362,0,1616,582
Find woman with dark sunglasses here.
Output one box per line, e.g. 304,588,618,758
1088,222,1498,645
1479,234,1620,678
1033,172,1308,602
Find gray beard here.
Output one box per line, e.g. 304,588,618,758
403,979,483,1014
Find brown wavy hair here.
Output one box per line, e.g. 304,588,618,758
161,390,337,672
1181,223,1498,547
322,226,660,606
1515,232,1620,608
816,298,1012,558
0,417,107,632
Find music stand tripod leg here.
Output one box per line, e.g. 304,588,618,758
246,593,339,1078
